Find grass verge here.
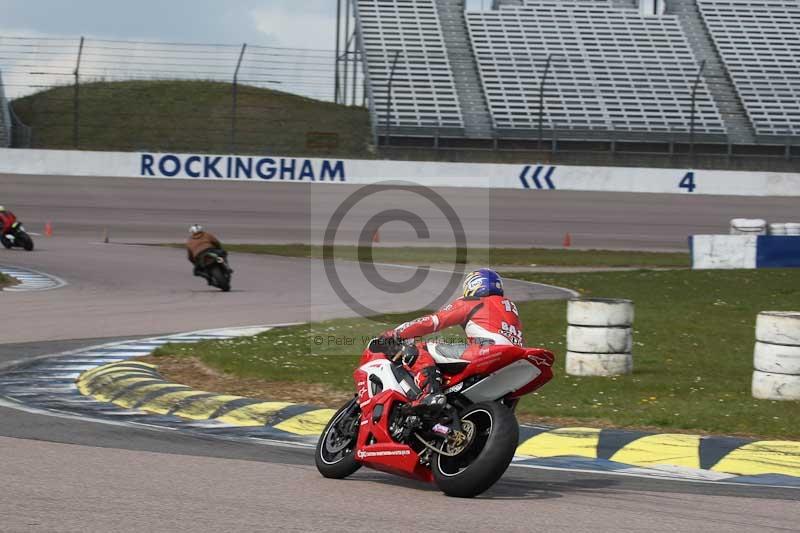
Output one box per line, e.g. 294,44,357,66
172,243,690,268
0,273,17,288
152,269,800,439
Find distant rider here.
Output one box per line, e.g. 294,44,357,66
0,206,18,237
380,269,524,411
186,225,225,278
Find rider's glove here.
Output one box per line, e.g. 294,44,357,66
378,330,398,344
400,343,419,367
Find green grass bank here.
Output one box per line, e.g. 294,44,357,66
12,80,372,157
154,269,800,439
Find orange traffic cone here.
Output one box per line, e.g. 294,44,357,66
372,229,381,244
44,222,53,237
563,232,572,248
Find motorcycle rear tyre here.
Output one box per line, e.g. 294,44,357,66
432,401,519,498
211,265,230,292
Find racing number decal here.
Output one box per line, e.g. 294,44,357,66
502,299,519,316
679,172,697,193
500,321,523,345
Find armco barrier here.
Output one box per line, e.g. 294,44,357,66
691,235,800,269
2,148,800,196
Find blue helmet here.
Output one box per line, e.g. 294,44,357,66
462,269,504,298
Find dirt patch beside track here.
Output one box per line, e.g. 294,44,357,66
138,355,352,408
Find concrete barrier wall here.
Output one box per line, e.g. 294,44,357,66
691,235,800,269
1,148,800,197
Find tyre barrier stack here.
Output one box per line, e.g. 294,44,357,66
752,312,800,401
769,223,800,236
730,218,766,236
566,298,634,377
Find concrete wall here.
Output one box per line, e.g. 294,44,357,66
1,148,800,197
691,235,800,269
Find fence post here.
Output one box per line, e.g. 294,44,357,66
73,36,85,148
385,51,400,148
343,0,351,105
538,54,553,151
352,25,360,107
689,59,706,159
335,0,342,103
231,43,247,153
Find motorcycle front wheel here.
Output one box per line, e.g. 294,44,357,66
18,232,34,251
315,398,361,479
432,401,519,498
0,236,11,249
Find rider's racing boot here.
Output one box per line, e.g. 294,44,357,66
411,367,446,413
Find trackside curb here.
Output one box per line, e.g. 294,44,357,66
70,330,800,482
0,325,797,485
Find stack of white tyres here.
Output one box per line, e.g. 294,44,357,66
752,312,800,401
766,222,799,236
566,298,634,377
730,218,766,236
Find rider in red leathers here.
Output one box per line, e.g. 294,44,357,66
0,206,17,236
381,269,523,410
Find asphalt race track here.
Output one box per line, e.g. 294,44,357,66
1,172,799,531
5,173,800,249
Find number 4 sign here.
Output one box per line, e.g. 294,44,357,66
679,172,697,193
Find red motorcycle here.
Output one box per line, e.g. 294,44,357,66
315,338,554,497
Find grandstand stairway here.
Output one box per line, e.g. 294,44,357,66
669,0,755,144
437,0,494,138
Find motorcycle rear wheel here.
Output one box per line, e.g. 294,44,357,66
432,401,519,498
0,236,11,249
315,398,361,479
211,265,230,292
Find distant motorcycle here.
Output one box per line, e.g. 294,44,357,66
1,222,35,251
196,249,232,292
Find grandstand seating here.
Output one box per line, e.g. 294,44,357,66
698,0,800,138
355,0,799,144
467,2,725,136
356,0,464,131
0,69,10,148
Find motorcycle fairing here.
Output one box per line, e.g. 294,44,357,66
352,383,433,482
351,342,554,482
